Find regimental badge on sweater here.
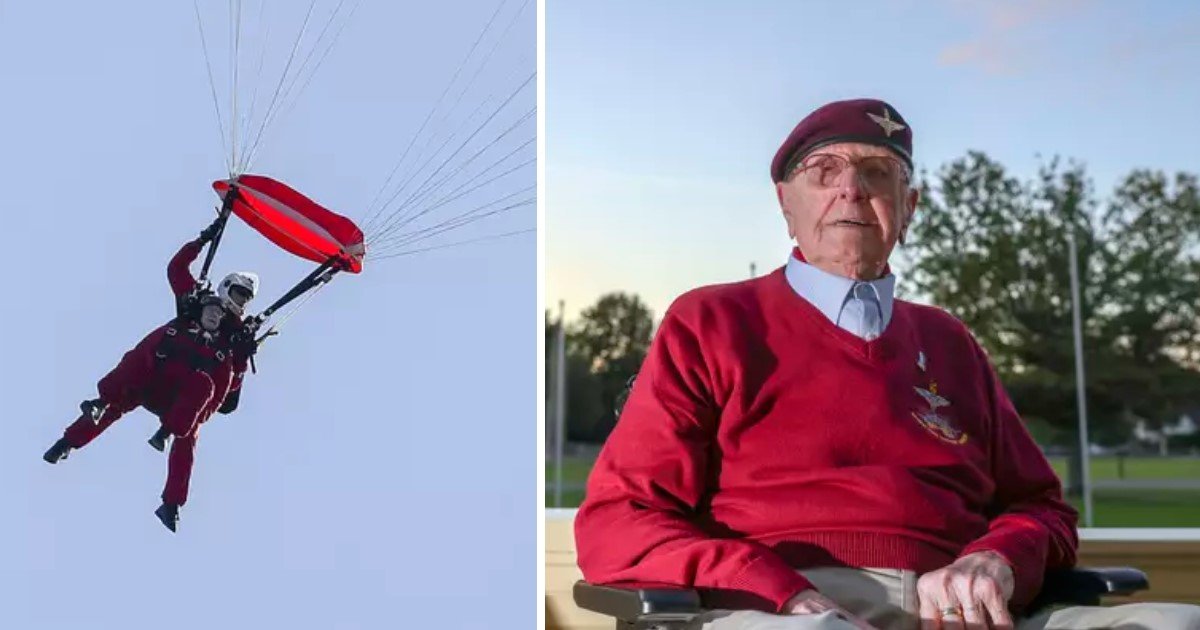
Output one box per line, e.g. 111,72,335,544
912,381,968,445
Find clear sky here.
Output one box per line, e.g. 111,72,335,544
546,0,1200,322
0,1,533,628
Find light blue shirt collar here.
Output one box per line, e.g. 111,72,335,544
784,253,895,339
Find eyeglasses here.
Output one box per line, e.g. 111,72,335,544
788,153,910,194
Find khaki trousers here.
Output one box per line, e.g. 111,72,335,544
690,567,1200,630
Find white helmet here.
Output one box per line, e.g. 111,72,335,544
217,271,259,316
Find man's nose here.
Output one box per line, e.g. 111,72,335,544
837,172,869,201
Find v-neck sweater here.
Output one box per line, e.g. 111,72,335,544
574,267,1078,614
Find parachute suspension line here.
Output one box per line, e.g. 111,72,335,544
230,0,244,173
360,0,510,234
393,197,535,249
238,0,319,173
386,150,534,238
371,134,534,245
366,72,535,245
237,0,272,175
400,0,531,209
243,0,359,172
364,95,529,245
193,0,233,177
424,0,528,151
418,148,535,214
365,96,495,234
449,0,531,126
371,38,539,237
367,103,534,246
369,228,535,262
240,0,355,173
372,191,534,253
370,71,535,235
386,108,534,228
367,190,532,254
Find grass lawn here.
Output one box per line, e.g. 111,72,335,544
546,489,587,509
1048,456,1200,481
548,455,1200,525
1069,488,1200,527
544,457,594,486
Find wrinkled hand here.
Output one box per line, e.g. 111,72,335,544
917,551,1015,630
784,589,878,629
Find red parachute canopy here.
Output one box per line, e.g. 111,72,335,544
212,174,365,273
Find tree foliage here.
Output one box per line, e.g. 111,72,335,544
904,152,1200,492
549,293,655,443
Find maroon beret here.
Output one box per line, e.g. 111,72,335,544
770,98,913,183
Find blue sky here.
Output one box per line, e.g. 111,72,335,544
546,0,1200,321
0,1,533,628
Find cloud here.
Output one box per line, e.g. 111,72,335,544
937,39,1019,76
937,0,1091,75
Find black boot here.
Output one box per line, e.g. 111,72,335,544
80,398,108,425
154,503,180,532
43,438,72,464
147,426,171,453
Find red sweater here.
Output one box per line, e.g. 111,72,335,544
574,267,1078,614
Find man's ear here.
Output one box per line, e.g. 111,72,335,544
900,187,919,244
777,182,795,239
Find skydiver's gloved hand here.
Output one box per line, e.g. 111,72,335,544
198,218,223,244
243,314,265,334
231,329,260,360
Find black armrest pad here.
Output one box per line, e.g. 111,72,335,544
573,581,702,622
1064,567,1150,595
1032,566,1150,611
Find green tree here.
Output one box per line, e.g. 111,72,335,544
566,292,655,442
903,152,1200,495
1094,170,1200,428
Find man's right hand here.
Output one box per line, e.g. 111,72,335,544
784,590,878,629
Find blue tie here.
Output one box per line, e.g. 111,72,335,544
849,282,882,340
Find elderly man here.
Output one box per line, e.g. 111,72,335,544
574,99,1200,629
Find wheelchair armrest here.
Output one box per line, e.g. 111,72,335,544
1066,567,1149,596
573,581,702,624
1031,566,1149,610
575,568,1150,624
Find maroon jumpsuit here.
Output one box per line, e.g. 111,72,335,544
58,240,250,506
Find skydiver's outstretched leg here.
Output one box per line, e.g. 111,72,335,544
44,406,126,464
45,354,156,465
157,431,199,532
44,330,162,464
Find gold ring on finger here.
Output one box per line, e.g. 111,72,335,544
940,607,960,617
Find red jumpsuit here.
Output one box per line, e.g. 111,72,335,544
59,240,250,506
